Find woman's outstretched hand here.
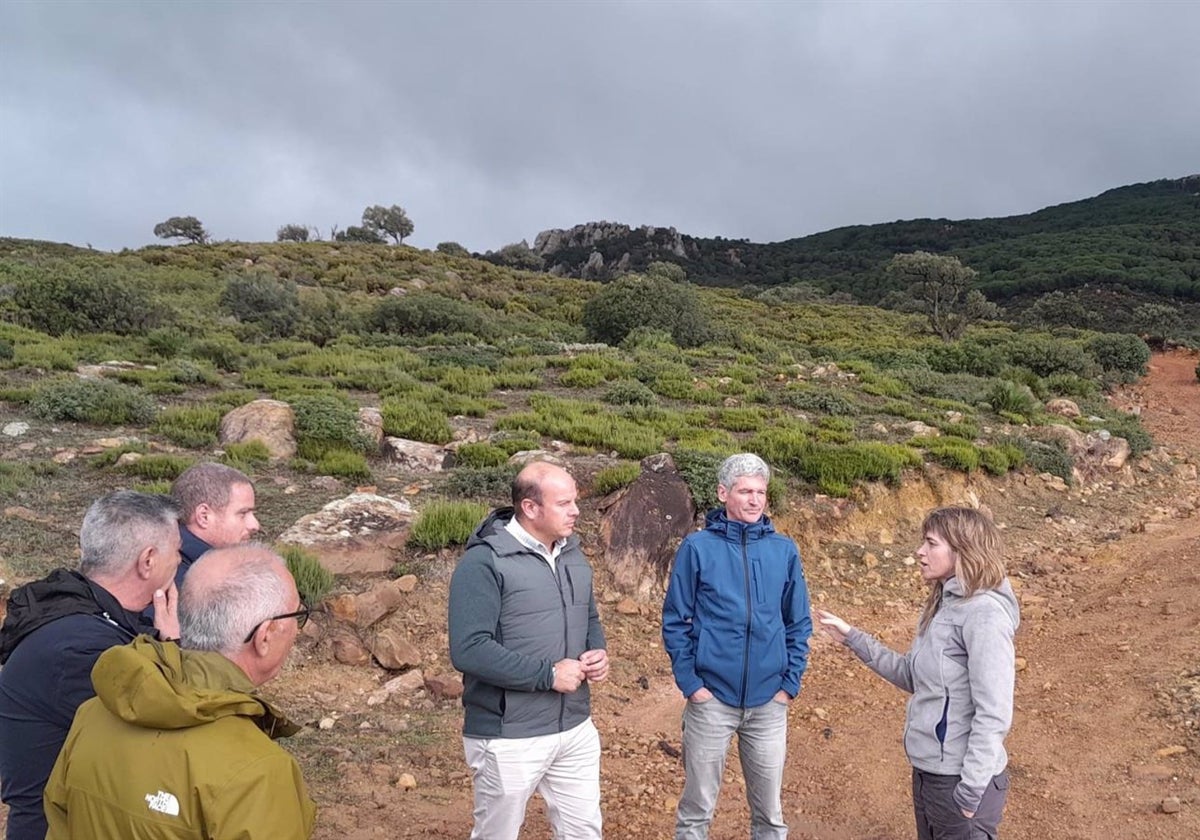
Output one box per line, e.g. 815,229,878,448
815,608,851,644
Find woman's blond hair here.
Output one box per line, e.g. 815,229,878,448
917,506,1006,633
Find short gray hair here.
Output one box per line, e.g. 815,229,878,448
179,545,292,654
171,462,253,522
717,453,771,490
79,491,180,578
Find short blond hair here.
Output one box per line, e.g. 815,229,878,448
918,507,1005,633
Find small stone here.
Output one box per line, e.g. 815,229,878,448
1014,657,1027,672
1160,797,1181,814
615,598,640,615
318,717,336,730
1155,745,1188,758
398,773,417,791
861,552,879,570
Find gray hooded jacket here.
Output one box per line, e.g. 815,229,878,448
448,508,606,739
846,577,1019,813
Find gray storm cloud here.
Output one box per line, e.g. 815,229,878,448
1,0,1197,252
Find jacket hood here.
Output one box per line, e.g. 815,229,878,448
91,636,299,738
0,569,142,664
944,576,1021,631
703,508,777,542
465,507,580,556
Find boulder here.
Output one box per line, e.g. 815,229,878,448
370,628,422,670
507,449,566,467
382,437,453,472
277,493,415,575
597,453,696,600
332,634,372,666
424,674,464,700
352,580,409,629
218,399,296,459
357,407,384,449
1046,398,1081,418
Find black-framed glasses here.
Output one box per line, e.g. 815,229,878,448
243,603,310,644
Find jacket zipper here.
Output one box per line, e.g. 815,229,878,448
740,529,751,707
557,560,568,731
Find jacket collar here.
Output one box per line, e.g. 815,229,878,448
703,508,776,543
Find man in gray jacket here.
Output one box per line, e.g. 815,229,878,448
449,461,609,840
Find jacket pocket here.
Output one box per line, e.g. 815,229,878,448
564,564,592,606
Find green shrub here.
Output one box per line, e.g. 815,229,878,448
119,454,196,480
582,273,710,347
494,371,543,390
380,398,453,444
0,386,35,404
222,440,271,470
370,293,491,339
1085,333,1150,381
316,448,371,480
188,338,246,372
220,273,302,337
912,436,981,472
438,366,496,397
408,500,490,550
153,405,222,448
280,545,334,606
165,359,220,386
1004,435,1073,483
30,377,157,426
672,449,728,512
1042,373,1100,399
12,268,164,336
779,385,858,416
716,407,765,432
292,393,372,457
593,462,642,495
979,444,1025,475
495,395,664,459
445,465,519,501
987,380,1038,417
603,379,657,406
207,389,259,409
559,367,606,388
455,442,508,468
1001,334,1092,378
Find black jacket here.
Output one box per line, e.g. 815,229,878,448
0,569,153,840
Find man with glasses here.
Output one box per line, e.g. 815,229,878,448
44,545,316,839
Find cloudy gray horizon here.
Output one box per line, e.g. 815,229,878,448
2,0,1198,254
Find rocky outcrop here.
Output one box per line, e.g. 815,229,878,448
218,399,296,459
382,438,454,472
277,493,415,574
532,222,697,280
596,453,696,600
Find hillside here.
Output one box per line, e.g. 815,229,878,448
1,235,1197,837
530,176,1200,341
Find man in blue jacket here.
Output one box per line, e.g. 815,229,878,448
169,462,260,589
662,453,812,840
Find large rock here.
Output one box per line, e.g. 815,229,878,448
357,407,384,449
219,399,296,459
382,437,454,472
1037,424,1134,483
353,579,409,629
1046,398,1081,418
277,493,415,574
370,628,422,670
597,453,696,600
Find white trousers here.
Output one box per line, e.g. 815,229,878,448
463,718,602,840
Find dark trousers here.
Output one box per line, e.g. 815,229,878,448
912,768,1009,840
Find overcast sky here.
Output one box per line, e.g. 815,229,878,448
1,0,1198,254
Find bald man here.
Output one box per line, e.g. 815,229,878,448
44,546,316,839
449,461,609,840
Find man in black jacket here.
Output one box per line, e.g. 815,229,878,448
449,461,609,840
0,491,181,840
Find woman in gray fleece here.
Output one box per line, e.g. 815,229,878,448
817,507,1019,840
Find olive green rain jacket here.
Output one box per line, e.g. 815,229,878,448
44,636,316,839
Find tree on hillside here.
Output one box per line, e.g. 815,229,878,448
485,240,544,271
436,241,470,257
582,272,710,347
335,225,386,244
885,251,999,341
276,224,313,243
153,216,209,245
361,204,414,244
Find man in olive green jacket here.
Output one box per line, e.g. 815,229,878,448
44,546,316,839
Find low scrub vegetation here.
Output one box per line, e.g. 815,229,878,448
408,500,491,550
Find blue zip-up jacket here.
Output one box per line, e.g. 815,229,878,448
662,509,812,708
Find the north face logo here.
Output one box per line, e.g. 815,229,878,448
145,790,180,816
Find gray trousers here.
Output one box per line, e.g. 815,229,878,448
675,696,789,840
912,768,1009,840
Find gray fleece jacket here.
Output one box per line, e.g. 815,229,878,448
846,577,1019,813
448,508,606,739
